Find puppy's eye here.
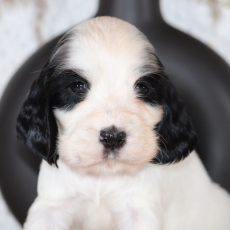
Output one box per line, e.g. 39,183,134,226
135,83,149,95
70,82,88,94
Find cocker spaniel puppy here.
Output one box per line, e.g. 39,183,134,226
17,16,230,230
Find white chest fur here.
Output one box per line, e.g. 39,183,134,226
24,152,230,230
36,160,162,229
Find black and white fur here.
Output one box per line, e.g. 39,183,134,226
17,16,230,230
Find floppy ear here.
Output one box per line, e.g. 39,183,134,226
16,66,59,166
153,78,198,164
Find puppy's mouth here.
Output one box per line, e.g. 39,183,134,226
102,149,120,160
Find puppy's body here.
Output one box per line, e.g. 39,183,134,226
17,17,230,229
25,152,230,230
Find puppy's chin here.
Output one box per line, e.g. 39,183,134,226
75,160,145,175
59,154,149,175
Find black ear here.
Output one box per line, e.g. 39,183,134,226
153,79,198,164
16,66,58,166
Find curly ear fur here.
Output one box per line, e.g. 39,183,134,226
16,65,59,166
153,78,198,164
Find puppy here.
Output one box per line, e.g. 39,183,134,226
17,16,230,230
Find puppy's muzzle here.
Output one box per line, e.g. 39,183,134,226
100,126,126,150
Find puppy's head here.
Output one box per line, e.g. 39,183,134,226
16,17,198,174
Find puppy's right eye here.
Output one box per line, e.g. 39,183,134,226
70,82,88,94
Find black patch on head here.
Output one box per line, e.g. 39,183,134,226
16,31,90,166
135,69,198,164
135,74,166,106
46,69,90,111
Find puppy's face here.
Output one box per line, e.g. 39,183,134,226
17,17,198,174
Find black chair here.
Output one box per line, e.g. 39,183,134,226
1,0,230,225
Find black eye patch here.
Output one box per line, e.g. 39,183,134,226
134,74,166,106
45,70,90,111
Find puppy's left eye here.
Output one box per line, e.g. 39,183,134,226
70,82,88,94
135,83,149,95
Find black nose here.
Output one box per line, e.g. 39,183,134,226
100,126,126,150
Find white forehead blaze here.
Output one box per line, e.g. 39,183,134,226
53,17,163,173
62,17,158,82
